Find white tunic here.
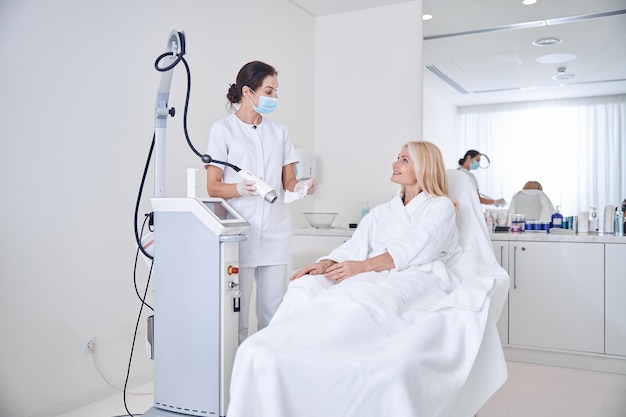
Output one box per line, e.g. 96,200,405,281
457,166,479,191
207,113,298,267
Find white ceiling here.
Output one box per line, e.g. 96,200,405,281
289,0,626,106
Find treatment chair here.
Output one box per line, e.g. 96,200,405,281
508,189,555,222
440,169,510,416
228,169,510,417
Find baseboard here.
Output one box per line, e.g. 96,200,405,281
27,371,153,417
503,345,626,375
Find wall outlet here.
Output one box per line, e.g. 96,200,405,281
82,336,97,354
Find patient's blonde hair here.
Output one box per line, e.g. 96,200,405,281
402,141,452,202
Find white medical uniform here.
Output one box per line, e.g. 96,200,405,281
457,166,479,190
207,113,299,341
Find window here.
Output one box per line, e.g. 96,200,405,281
458,94,626,218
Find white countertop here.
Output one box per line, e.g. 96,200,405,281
490,231,626,243
293,227,355,237
293,227,626,243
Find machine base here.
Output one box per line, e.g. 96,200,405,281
142,405,225,417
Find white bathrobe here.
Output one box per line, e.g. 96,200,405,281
227,190,506,417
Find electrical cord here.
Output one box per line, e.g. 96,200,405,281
123,258,153,417
153,49,241,171
133,216,154,311
133,134,155,261
87,348,152,396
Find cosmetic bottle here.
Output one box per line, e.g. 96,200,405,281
485,210,494,232
589,207,599,231
550,205,563,228
604,205,615,234
615,208,624,236
360,202,370,219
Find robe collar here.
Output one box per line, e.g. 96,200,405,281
394,191,430,217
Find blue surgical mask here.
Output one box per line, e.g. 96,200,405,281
248,89,278,114
470,161,479,170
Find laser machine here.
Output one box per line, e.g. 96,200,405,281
141,30,251,417
143,197,248,417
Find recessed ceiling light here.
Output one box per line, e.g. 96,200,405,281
533,37,562,46
522,0,537,5
536,53,577,64
422,14,433,21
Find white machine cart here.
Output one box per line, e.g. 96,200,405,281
143,197,249,417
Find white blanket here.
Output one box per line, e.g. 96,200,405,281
227,170,509,417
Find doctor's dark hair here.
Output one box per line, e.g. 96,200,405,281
403,141,455,206
226,61,278,107
458,149,480,166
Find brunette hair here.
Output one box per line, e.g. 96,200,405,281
458,149,480,166
226,61,277,108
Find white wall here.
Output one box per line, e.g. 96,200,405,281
0,1,314,416
423,85,459,169
311,1,424,228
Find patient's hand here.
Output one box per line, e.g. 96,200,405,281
324,261,364,283
289,260,335,281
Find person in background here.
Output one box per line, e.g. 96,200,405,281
457,149,506,206
205,61,317,343
508,180,555,222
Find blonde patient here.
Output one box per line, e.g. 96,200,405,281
226,140,509,417
290,140,457,284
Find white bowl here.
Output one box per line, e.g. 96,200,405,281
303,212,338,228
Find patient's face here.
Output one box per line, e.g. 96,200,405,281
391,148,417,187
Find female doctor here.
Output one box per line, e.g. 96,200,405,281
458,149,506,207
205,61,316,343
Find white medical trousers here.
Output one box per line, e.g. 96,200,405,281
238,265,287,344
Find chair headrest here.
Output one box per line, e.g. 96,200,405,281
447,169,489,242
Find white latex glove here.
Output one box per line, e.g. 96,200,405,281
494,198,506,207
294,178,318,196
236,179,259,197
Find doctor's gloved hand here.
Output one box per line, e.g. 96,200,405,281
236,179,259,197
295,178,318,196
494,198,506,207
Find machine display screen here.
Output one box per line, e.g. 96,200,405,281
203,201,239,221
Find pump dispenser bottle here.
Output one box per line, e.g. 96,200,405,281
615,208,624,236
589,207,599,231
551,205,563,228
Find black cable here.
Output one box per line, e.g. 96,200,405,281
133,216,154,311
123,259,153,417
133,134,155,260
153,46,240,172
154,51,183,73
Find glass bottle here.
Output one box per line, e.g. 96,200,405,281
550,205,563,228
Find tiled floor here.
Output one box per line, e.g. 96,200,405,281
56,382,154,417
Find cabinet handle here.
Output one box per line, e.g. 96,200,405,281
513,246,517,289
500,246,504,265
